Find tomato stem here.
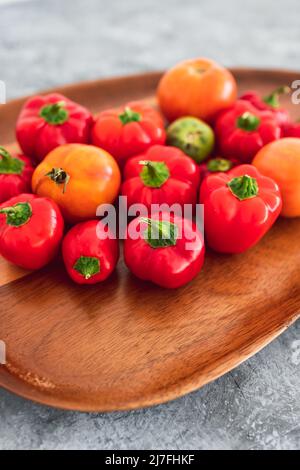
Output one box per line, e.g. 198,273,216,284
0,146,24,175
40,101,69,125
46,167,70,193
140,217,178,248
227,175,258,200
139,160,170,188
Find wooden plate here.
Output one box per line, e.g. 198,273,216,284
0,69,299,412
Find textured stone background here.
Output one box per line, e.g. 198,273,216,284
0,0,299,450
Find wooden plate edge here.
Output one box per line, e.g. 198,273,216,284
1,67,300,411
3,66,300,108
1,311,299,412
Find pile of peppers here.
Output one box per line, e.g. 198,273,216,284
0,63,299,289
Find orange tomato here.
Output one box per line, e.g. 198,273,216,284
157,58,237,123
32,144,121,223
252,138,300,217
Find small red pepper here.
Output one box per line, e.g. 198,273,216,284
121,145,200,210
0,193,64,269
200,164,282,254
62,220,119,284
124,212,205,288
16,93,93,162
0,146,34,203
91,101,166,166
215,100,281,163
240,86,290,127
282,121,300,138
199,156,238,182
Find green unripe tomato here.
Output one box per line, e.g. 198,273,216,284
166,116,215,163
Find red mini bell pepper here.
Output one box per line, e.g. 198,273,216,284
200,164,282,254
121,145,200,210
282,121,300,138
124,212,205,288
215,100,281,163
199,156,238,183
0,193,64,269
16,93,93,162
0,146,34,203
240,86,290,127
91,101,166,166
62,220,119,284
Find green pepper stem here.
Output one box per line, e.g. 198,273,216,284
0,146,11,161
237,112,260,132
40,101,69,125
73,256,100,280
140,217,178,248
139,160,170,188
119,107,141,125
0,202,32,226
263,85,290,108
207,158,233,173
227,174,259,200
0,146,24,175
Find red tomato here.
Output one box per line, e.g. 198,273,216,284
157,58,237,122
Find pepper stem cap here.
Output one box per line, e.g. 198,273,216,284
40,101,69,125
227,174,259,200
0,201,32,226
140,217,178,248
139,160,170,188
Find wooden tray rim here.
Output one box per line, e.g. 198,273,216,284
0,67,299,412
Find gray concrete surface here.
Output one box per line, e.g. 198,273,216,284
0,0,299,450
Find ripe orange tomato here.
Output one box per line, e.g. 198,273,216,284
32,144,121,223
157,58,237,122
253,138,300,218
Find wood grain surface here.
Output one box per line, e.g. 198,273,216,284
0,69,299,411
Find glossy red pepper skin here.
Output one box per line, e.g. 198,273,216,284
91,101,166,166
121,145,200,210
0,193,64,269
0,147,34,203
200,164,282,254
124,212,205,288
62,220,119,284
240,89,290,127
16,93,93,162
282,121,300,138
215,100,281,163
